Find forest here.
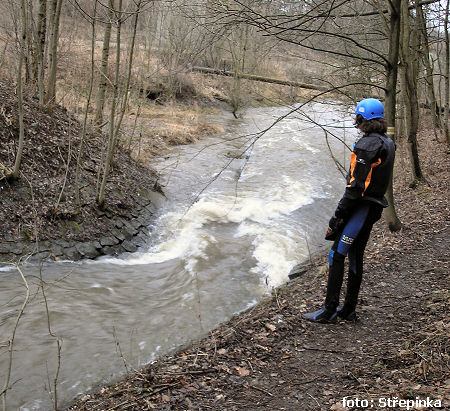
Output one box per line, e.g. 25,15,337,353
0,0,449,410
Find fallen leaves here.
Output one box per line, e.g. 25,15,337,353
234,366,250,377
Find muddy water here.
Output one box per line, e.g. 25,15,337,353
0,103,356,410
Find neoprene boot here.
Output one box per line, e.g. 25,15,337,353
303,251,345,323
336,269,361,321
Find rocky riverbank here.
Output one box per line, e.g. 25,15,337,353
0,81,161,264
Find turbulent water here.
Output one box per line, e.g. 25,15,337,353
0,102,356,410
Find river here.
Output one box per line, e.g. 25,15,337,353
0,102,356,410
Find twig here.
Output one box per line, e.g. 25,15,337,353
307,392,321,407
248,384,274,397
1,265,30,411
113,326,129,373
301,345,353,354
163,369,217,376
39,262,56,337
53,339,62,410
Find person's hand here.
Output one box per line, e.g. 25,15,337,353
329,216,344,232
325,226,336,241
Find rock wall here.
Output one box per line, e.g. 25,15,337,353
0,191,160,264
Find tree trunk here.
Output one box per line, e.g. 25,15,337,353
46,0,63,106
383,0,402,232
13,0,27,179
400,0,424,185
97,0,123,208
444,0,450,146
417,3,440,130
95,0,114,128
36,0,47,105
113,1,141,147
75,1,98,206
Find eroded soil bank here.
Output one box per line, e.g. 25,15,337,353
66,120,449,410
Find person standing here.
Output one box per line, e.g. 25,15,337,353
303,98,396,323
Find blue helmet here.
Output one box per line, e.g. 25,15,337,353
355,98,384,120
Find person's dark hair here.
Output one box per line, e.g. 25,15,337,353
355,114,387,134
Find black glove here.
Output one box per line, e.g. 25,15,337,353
325,216,344,241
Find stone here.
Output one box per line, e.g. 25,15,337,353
32,251,51,261
122,225,135,240
101,246,119,256
0,243,23,255
100,236,119,246
110,228,125,242
50,245,64,257
75,242,100,259
113,219,125,229
130,219,142,230
122,240,137,253
145,204,155,213
128,208,139,218
64,247,82,261
4,233,15,242
38,241,52,252
95,208,106,217
55,239,72,248
137,231,149,243
131,235,145,247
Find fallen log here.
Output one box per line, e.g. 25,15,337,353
191,66,329,93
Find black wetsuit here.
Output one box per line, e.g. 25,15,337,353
326,132,396,314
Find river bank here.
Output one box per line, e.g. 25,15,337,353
0,74,314,264
66,117,449,410
0,78,213,263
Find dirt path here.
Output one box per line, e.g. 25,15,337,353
67,126,449,411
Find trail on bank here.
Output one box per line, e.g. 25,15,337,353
67,119,449,411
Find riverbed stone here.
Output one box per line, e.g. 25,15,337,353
64,247,81,260
50,245,64,257
31,252,48,262
100,246,118,256
110,228,125,242
75,242,100,259
130,219,142,230
122,240,137,253
136,231,149,242
38,241,52,252
55,239,72,248
4,233,15,242
100,236,119,246
122,225,136,240
131,235,145,248
113,218,125,229
93,241,102,250
0,243,23,255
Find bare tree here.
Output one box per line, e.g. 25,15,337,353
46,0,64,106
399,0,424,186
36,0,47,105
444,0,450,146
12,0,28,180
97,0,123,208
95,0,114,128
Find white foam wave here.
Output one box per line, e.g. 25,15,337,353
237,222,302,288
96,175,316,287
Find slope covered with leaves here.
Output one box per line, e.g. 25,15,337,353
0,81,157,244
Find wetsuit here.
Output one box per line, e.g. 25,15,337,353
325,132,396,317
